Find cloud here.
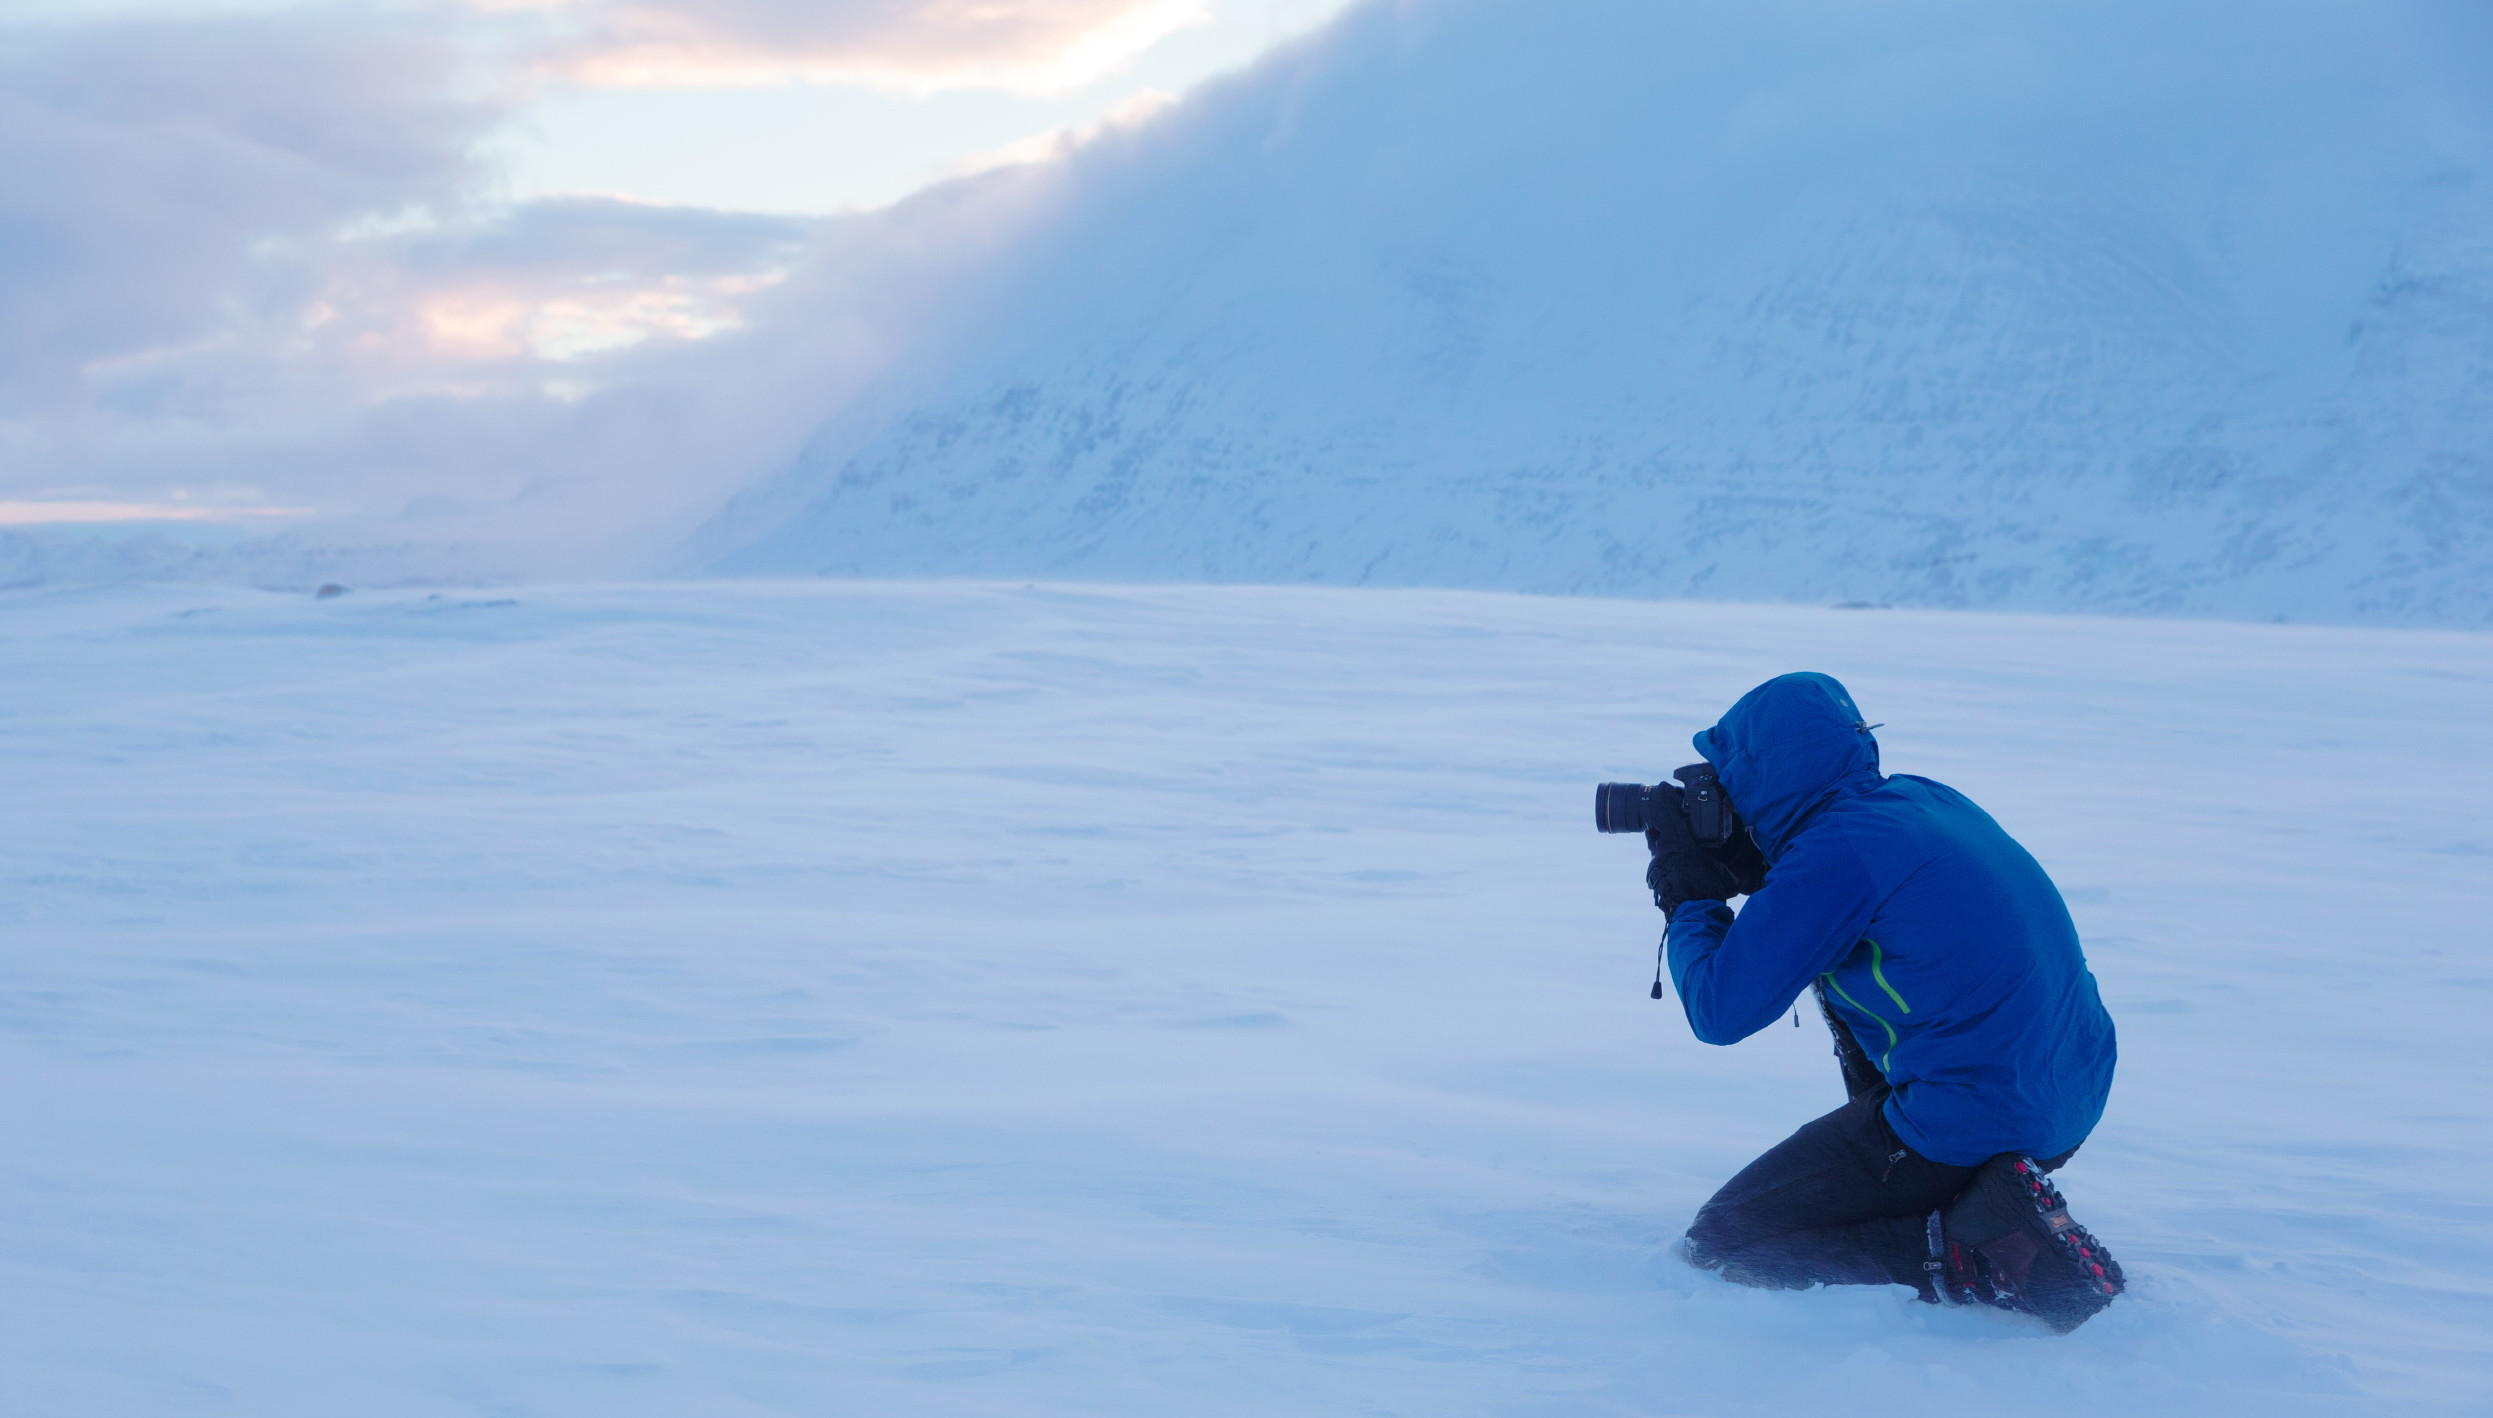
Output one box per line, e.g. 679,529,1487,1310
400,197,815,281
277,160,1071,563
0,0,1148,578
491,0,1211,92
313,197,816,367
5,109,1069,574
0,7,848,531
17,184,859,516
0,498,309,527
0,13,508,413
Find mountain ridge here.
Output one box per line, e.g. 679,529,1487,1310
695,0,2493,627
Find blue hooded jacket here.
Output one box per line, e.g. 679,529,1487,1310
1666,673,2116,1166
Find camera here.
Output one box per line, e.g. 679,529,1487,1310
1594,763,1738,846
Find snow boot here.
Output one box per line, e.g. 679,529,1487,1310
1935,1156,2124,1332
1918,1209,2000,1310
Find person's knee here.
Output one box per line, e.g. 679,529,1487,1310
1679,1228,1812,1290
1681,1200,1745,1270
1672,1230,1722,1274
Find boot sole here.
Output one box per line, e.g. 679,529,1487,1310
2006,1156,2124,1332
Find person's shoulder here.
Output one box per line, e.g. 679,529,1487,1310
1821,776,1985,864
1807,785,1940,872
1873,774,2000,819
1833,774,1967,815
1881,773,1963,800
1864,776,2035,866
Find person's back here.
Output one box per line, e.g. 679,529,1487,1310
1806,774,2116,1165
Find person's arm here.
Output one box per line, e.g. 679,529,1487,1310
1665,827,1883,1045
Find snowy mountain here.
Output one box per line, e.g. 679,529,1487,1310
696,0,2493,627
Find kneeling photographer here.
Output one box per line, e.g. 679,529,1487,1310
1602,672,2123,1331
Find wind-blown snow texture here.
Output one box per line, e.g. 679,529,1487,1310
700,0,2493,628
6,580,2490,1415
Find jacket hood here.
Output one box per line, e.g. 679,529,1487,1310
1693,672,1883,859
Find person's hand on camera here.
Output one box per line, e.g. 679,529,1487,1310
1644,804,1741,915
1646,847,1740,915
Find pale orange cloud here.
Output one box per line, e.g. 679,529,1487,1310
487,0,1211,92
405,269,787,363
0,500,311,526
205,195,818,410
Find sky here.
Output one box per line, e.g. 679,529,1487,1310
0,0,1358,547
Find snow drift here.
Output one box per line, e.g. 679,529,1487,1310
696,0,2493,627
7,580,2490,1413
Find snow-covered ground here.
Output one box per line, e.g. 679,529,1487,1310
5,580,2488,1416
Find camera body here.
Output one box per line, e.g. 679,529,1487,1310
1594,763,1738,846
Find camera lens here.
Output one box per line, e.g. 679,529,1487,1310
1593,782,1654,834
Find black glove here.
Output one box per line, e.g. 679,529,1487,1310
1706,827,1769,898
1646,848,1740,915
1644,797,1741,916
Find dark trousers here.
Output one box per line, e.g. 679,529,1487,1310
1683,1088,1978,1291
